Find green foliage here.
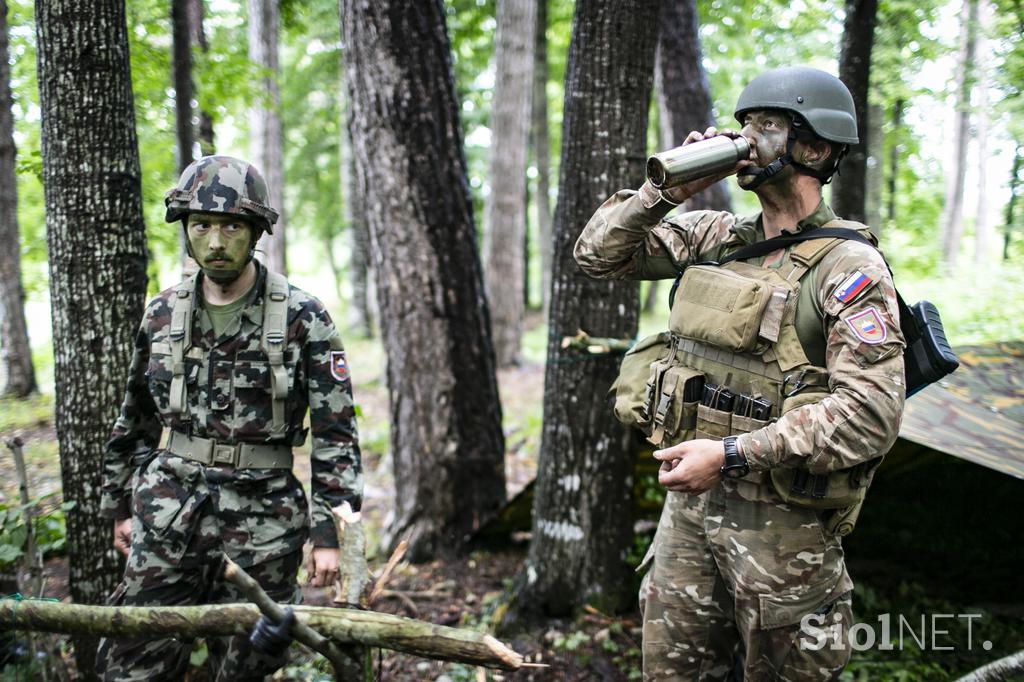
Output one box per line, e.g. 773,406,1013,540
0,392,52,431
0,497,72,572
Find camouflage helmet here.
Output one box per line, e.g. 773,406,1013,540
165,155,279,234
734,67,859,145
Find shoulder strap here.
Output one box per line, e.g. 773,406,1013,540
261,271,290,438
168,275,199,418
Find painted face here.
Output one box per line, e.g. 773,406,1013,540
737,110,793,189
186,213,254,284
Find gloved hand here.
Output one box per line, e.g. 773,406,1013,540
249,606,296,656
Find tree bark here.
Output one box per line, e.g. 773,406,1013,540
342,0,506,561
248,0,287,274
171,0,194,173
483,0,536,367
508,0,661,620
0,0,36,398
342,95,373,337
654,0,731,214
0,600,525,669
34,0,148,676
832,0,878,225
941,0,979,272
187,0,215,155
532,0,553,318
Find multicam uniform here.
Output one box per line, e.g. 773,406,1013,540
576,181,906,680
96,261,362,681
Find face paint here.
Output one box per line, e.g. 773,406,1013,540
737,110,793,190
186,214,255,284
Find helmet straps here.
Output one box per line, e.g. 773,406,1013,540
744,130,842,189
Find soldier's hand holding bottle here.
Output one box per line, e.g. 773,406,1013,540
649,127,755,205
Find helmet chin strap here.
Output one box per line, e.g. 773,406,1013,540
742,130,839,191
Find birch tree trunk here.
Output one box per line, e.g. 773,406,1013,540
248,0,287,274
508,0,662,620
655,0,731,214
35,0,148,675
0,0,36,398
832,0,879,225
342,0,506,561
941,0,979,272
483,0,536,367
532,0,553,318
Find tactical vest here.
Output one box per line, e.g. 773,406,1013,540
613,220,884,535
167,269,292,438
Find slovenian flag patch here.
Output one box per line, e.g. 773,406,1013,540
834,270,872,303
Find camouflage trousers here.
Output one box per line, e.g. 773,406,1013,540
638,475,855,682
96,453,309,682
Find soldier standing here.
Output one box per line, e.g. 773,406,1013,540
575,67,906,680
96,155,362,680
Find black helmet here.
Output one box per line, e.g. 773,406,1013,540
734,66,858,144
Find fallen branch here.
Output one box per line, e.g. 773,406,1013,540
0,599,524,669
560,329,633,355
367,538,408,607
332,502,369,609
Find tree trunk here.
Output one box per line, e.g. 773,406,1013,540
532,0,553,319
483,0,536,367
248,0,287,274
973,0,990,266
941,0,979,272
171,0,198,273
0,0,36,399
342,0,506,562
188,0,215,155
34,0,148,676
171,0,194,173
508,0,662,620
886,98,902,224
342,119,373,338
866,103,883,237
1004,144,1022,261
832,0,878,224
654,0,731,214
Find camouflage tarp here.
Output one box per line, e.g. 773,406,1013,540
899,341,1024,480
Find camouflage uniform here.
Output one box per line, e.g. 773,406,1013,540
95,259,362,679
575,181,905,680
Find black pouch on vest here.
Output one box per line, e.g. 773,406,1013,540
901,300,959,397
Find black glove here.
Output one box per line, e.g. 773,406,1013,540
249,607,295,657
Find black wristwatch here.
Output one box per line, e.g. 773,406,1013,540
720,436,750,479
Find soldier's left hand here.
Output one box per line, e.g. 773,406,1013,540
653,439,726,494
307,547,341,587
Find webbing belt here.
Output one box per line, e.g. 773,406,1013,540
167,431,293,469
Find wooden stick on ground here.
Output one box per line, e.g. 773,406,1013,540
221,555,353,677
368,538,408,607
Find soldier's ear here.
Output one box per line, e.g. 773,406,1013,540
798,137,832,168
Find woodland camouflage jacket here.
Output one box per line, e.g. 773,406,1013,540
100,262,362,549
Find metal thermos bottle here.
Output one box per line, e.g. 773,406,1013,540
646,136,751,189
